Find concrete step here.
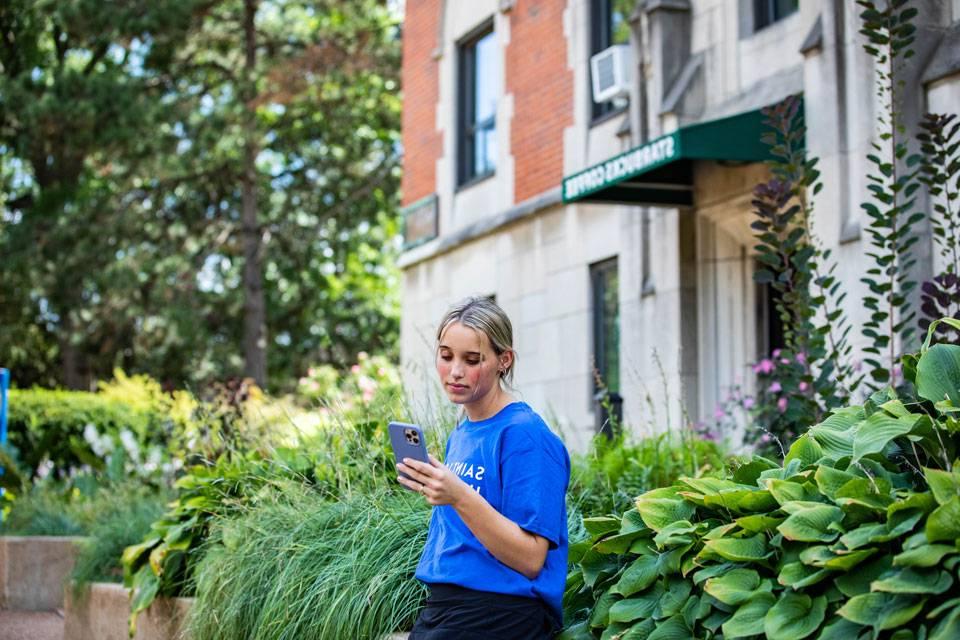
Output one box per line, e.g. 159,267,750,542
0,609,64,640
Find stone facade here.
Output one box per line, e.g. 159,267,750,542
399,0,960,451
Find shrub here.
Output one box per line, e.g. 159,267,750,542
561,320,960,639
70,486,169,585
186,485,429,640
569,432,727,518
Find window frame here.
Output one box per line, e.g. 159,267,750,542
590,257,620,396
589,0,630,125
457,21,497,188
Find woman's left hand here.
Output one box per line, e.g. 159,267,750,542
397,455,468,506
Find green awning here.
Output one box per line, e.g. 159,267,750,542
561,108,776,206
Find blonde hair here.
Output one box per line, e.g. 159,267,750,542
436,296,516,386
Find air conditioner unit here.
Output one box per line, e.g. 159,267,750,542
590,45,632,104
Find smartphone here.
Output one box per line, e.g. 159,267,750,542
388,422,430,490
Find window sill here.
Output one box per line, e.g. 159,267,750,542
455,170,496,193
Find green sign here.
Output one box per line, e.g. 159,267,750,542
562,133,679,203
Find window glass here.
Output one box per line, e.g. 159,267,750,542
754,0,798,31
458,26,497,185
591,258,620,395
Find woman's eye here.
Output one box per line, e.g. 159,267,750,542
466,359,480,366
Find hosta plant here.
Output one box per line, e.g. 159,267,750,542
561,319,960,640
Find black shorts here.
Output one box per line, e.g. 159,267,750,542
408,583,560,640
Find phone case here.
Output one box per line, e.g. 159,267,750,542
388,422,430,490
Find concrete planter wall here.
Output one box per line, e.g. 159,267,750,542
0,535,86,610
64,581,192,640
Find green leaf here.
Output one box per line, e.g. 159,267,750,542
646,614,692,640
703,533,770,562
893,544,956,567
916,343,960,407
852,412,922,460
778,561,834,588
612,556,659,597
589,591,619,628
837,593,924,630
584,516,624,538
816,616,865,640
924,467,960,505
634,488,696,532
926,496,960,542
607,582,664,624
872,567,954,594
785,434,823,466
764,592,826,640
815,465,858,500
619,619,656,640
704,568,762,606
722,592,777,638
835,555,892,597
930,606,960,640
581,548,620,588
777,504,843,542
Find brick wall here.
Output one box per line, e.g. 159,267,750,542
506,0,573,203
401,0,443,207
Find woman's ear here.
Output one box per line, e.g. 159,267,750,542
499,350,514,375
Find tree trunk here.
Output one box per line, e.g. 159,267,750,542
241,0,267,386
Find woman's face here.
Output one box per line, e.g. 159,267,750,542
436,321,506,407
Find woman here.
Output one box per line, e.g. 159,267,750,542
397,296,570,639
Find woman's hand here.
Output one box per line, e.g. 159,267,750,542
397,455,468,507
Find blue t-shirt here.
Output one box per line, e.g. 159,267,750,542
415,401,570,626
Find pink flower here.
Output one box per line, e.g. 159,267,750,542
777,397,788,413
768,381,782,393
351,364,361,374
742,397,755,410
714,405,726,420
796,352,807,364
780,358,791,365
799,381,808,392
772,349,782,358
753,359,775,375
377,367,387,377
760,433,771,443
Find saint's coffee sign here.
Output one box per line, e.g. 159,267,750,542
562,133,679,203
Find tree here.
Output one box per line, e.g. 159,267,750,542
0,0,402,391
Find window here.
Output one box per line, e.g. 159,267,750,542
753,0,798,31
591,258,620,395
590,0,632,122
458,24,497,186
754,265,786,360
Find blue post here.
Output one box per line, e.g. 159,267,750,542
0,368,8,496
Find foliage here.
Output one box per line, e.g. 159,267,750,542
186,485,429,640
560,320,960,640
917,112,960,344
857,0,925,385
70,486,169,585
0,0,402,391
569,432,726,518
5,384,176,485
746,95,857,451
0,479,162,537
297,351,403,422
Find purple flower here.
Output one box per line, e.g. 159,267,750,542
777,397,788,413
796,351,807,364
714,405,726,420
768,381,782,393
742,396,755,410
772,349,782,358
760,433,771,443
799,381,809,392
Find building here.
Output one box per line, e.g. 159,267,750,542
398,0,960,451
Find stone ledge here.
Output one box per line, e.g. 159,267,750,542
0,535,86,611
64,581,191,640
